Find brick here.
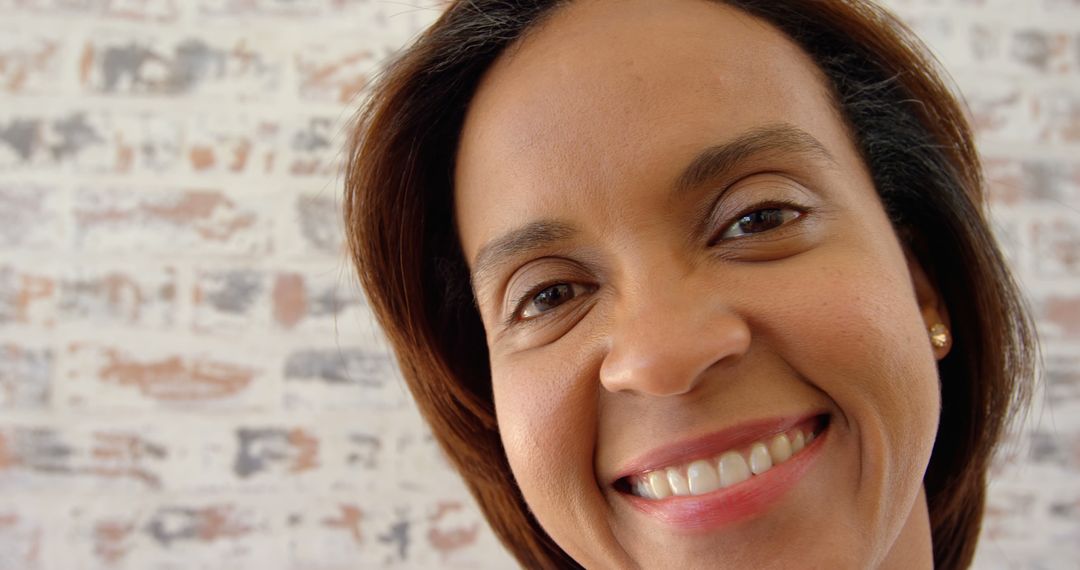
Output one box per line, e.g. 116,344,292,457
79,33,282,99
1046,352,1080,403
985,157,1080,206
288,191,345,256
192,267,363,333
185,115,279,176
69,499,274,569
0,183,61,250
0,510,44,570
0,111,183,173
60,341,272,409
294,40,383,104
286,115,342,177
232,427,320,479
1036,88,1080,145
0,344,51,410
282,347,408,411
0,265,55,326
1010,29,1075,74
0,425,168,491
0,29,63,95
58,264,177,327
272,270,367,332
192,268,270,333
194,0,442,27
73,187,270,254
1039,295,1080,344
1,0,181,21
1032,212,1080,278
963,79,1038,144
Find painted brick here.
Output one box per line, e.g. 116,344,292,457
0,29,63,95
58,264,177,327
291,191,345,256
79,33,282,99
1032,211,1080,278
1046,352,1080,403
0,265,55,326
0,0,181,21
0,344,51,410
0,425,168,491
0,183,62,250
192,268,270,333
1036,88,1080,145
0,111,183,173
272,270,367,332
282,347,407,411
294,40,385,104
70,500,274,569
1010,29,1075,74
185,115,279,176
964,79,1038,144
59,341,272,409
1039,295,1080,344
73,187,270,254
286,115,342,177
985,156,1080,206
192,267,363,333
0,509,44,570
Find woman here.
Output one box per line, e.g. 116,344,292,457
344,0,1036,568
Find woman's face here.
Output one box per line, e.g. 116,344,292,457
454,0,950,568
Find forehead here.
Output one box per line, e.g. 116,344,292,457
455,0,849,259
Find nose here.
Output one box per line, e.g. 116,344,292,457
598,279,751,397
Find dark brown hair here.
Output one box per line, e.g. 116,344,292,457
343,1,1036,568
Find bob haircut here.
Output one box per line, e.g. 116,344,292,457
344,1,1036,568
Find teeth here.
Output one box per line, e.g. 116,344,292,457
627,423,821,500
666,467,690,496
718,451,751,487
647,470,672,499
687,460,721,495
748,443,773,475
769,434,792,463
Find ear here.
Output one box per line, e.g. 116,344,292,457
905,248,951,361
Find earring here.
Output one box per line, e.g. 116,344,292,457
929,323,949,348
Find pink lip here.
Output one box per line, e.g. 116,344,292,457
608,412,829,533
611,412,825,482
622,424,827,532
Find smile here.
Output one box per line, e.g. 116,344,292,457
625,420,823,499
613,414,830,532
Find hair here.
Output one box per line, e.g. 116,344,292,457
343,1,1037,568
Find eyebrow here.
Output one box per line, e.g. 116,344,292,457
468,123,835,291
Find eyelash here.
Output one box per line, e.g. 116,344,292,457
505,200,808,326
505,281,590,328
710,199,808,244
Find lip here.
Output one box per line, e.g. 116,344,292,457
610,412,826,483
611,413,829,533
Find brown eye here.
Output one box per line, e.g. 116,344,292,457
520,283,586,319
721,207,801,239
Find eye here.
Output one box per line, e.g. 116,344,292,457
720,206,802,239
518,282,590,320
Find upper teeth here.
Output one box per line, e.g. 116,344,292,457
629,426,817,500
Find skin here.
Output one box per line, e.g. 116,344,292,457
454,0,952,567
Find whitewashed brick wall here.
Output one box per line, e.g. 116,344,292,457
0,1,1076,568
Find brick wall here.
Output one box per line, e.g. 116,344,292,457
0,1,1076,568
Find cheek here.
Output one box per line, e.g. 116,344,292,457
491,349,601,517
765,245,941,470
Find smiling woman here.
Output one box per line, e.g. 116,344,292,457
343,1,1036,569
